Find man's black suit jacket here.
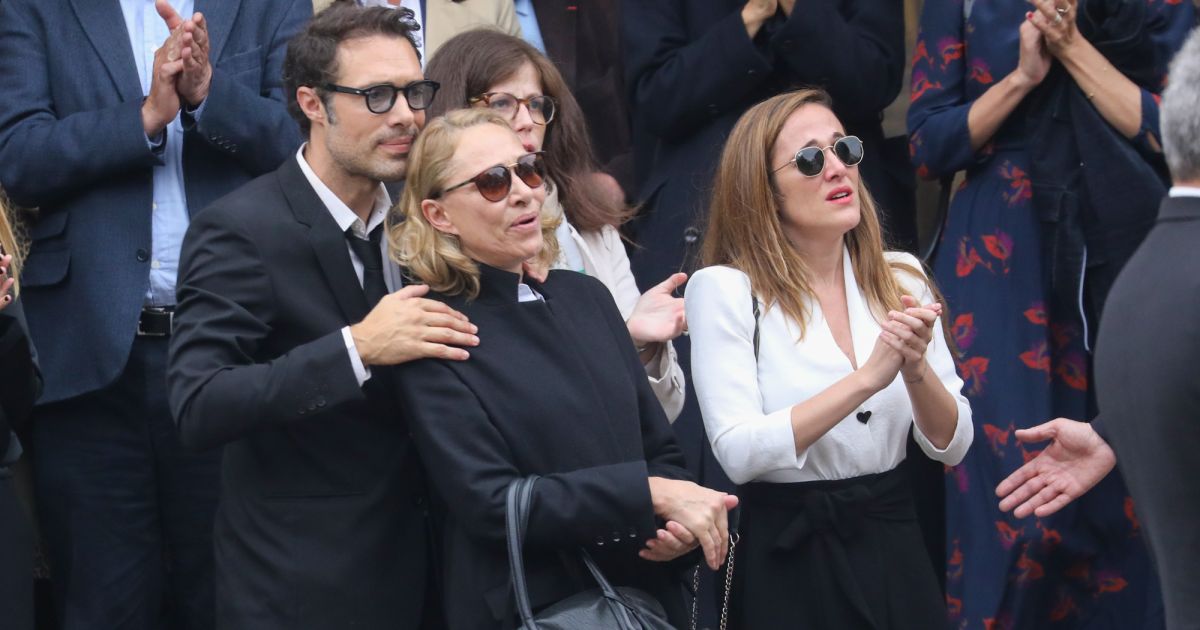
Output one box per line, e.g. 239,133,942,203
167,156,428,629
1095,194,1200,630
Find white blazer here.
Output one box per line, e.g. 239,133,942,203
685,249,973,485
545,187,687,422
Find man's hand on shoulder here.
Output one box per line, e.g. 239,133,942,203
350,285,479,365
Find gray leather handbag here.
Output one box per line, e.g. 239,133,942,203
505,476,676,630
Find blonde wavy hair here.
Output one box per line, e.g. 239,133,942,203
700,89,942,340
389,108,560,299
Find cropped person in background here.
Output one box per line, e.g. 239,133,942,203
996,29,1200,630
0,196,40,630
687,89,971,628
0,0,307,626
908,0,1194,622
425,30,687,420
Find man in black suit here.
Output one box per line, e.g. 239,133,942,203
166,5,479,628
995,28,1200,630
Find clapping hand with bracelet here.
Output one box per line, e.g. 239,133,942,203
880,295,943,385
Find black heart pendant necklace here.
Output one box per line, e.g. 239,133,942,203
856,410,872,424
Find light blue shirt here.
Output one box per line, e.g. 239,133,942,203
120,0,194,306
513,0,546,54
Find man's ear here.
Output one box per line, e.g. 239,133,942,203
422,199,459,236
297,86,327,128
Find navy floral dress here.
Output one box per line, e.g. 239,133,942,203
907,0,1194,627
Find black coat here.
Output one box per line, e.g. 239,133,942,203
1095,194,1200,630
395,266,694,629
621,0,910,287
167,157,429,629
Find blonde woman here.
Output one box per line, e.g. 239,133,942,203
389,108,737,629
686,90,973,628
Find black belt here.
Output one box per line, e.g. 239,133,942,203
137,306,175,337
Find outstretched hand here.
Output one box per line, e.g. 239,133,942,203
626,272,687,347
996,418,1115,518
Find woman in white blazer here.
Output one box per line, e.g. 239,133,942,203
424,30,686,420
685,89,973,629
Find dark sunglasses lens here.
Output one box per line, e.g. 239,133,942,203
529,96,555,124
835,137,864,166
514,154,546,189
794,148,825,177
405,82,438,110
364,86,397,113
474,167,512,202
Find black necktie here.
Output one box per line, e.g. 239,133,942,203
346,224,388,308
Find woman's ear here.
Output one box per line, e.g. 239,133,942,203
422,199,459,236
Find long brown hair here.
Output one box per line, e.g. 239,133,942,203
389,109,560,299
424,29,629,233
701,89,940,340
0,191,23,295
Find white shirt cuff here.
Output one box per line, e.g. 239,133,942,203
341,326,371,387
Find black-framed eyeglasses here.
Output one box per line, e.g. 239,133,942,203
322,80,441,114
468,92,557,125
435,152,547,202
773,136,864,177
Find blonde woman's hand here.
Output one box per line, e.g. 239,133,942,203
638,520,700,563
647,477,738,570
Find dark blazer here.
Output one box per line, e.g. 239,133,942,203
167,156,429,629
621,0,909,286
395,266,694,629
1094,194,1200,630
0,0,308,403
533,0,633,189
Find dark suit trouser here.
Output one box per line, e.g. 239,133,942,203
0,473,33,630
32,337,220,630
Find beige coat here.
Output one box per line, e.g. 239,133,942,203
545,187,687,422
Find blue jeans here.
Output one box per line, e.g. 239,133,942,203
33,337,220,630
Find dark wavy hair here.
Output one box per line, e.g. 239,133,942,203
423,30,629,233
283,2,422,137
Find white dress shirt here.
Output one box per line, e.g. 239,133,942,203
295,146,395,386
686,249,973,485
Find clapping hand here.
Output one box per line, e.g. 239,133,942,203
1028,0,1078,56
880,295,942,384
156,0,213,107
626,273,688,352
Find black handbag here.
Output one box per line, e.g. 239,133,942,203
505,476,676,630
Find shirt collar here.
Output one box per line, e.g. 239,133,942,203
1168,186,1200,199
295,144,392,238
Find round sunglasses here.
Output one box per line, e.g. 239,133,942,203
773,136,864,177
469,92,557,126
436,152,547,202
